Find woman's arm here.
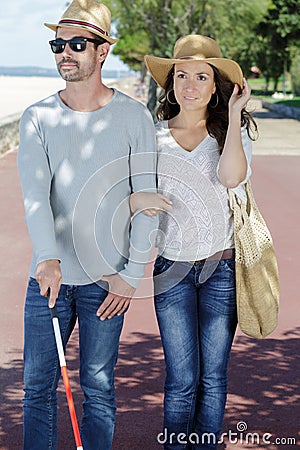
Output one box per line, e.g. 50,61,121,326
218,78,251,188
130,192,173,216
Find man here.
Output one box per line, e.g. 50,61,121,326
17,1,157,449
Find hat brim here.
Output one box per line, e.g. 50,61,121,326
144,55,243,89
44,22,117,45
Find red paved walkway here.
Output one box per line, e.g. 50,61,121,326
0,149,299,448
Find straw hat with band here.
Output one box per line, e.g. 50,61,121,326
44,0,117,45
144,34,243,90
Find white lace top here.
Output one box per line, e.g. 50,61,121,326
155,120,252,261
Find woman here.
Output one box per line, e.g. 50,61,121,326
130,35,257,449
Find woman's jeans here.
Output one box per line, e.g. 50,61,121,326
154,256,237,450
23,278,124,450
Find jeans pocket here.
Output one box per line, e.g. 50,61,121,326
153,256,174,276
223,258,236,274
28,277,40,290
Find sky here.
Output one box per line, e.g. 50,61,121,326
0,1,128,71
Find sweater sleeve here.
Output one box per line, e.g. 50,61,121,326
17,107,60,266
118,106,158,288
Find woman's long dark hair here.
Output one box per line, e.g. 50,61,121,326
156,65,258,152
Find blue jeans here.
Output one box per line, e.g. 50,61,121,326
23,278,124,450
154,256,237,450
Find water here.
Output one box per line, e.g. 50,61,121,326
0,66,130,79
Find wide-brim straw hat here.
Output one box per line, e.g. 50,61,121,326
44,0,117,45
144,34,243,89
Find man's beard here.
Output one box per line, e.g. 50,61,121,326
57,58,97,82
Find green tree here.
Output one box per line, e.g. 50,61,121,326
254,0,300,92
112,32,151,74
208,0,269,76
109,0,268,71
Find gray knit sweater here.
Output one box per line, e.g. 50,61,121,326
17,89,158,287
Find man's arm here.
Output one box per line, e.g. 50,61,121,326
118,106,159,286
17,107,62,305
97,105,158,320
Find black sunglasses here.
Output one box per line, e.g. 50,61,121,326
49,37,103,54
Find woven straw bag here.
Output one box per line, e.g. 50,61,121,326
228,181,280,338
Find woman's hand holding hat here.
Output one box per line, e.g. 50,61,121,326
228,78,251,116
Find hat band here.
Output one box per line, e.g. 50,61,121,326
177,55,206,60
58,19,109,37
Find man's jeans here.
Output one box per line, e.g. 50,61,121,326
23,278,124,450
154,256,237,450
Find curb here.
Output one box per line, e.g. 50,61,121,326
0,113,20,157
262,101,300,121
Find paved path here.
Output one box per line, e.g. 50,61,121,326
250,99,300,156
0,96,299,449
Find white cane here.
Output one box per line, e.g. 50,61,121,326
50,306,83,449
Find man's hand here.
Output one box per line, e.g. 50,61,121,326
97,274,136,320
35,259,62,308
